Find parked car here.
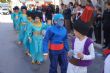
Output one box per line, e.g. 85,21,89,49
1,8,9,15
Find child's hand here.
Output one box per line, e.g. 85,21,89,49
77,52,84,59
28,37,32,43
67,52,73,57
44,54,49,60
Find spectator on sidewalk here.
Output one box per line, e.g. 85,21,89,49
94,7,102,44
102,2,110,48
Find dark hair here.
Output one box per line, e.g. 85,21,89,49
13,8,15,10
74,2,79,7
61,3,64,6
97,8,102,12
87,0,92,4
56,5,59,8
14,6,19,10
21,6,27,10
78,4,82,7
27,10,32,17
42,8,46,12
81,5,85,9
69,2,73,6
107,2,110,6
32,12,42,21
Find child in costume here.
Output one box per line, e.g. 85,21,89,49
67,18,95,73
43,14,69,73
67,2,95,71
30,13,46,64
23,11,33,56
18,6,28,45
11,6,21,32
81,0,95,38
103,47,110,73
11,7,15,29
104,54,110,73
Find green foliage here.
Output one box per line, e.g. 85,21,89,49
0,0,11,3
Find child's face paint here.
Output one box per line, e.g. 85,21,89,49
56,19,64,27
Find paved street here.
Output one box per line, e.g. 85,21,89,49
0,15,13,23
0,15,104,73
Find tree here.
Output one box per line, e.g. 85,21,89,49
0,0,11,3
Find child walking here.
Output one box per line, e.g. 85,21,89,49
18,6,28,45
67,1,96,72
11,6,21,32
43,14,69,73
67,19,95,73
30,14,46,64
23,11,33,56
103,47,110,73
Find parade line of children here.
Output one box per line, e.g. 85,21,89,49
11,6,51,64
10,4,97,73
10,0,110,72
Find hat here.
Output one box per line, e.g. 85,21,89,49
53,14,64,21
73,0,94,35
73,19,90,35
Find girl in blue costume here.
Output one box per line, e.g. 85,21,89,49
30,14,46,64
11,6,21,32
11,7,15,30
18,6,28,45
23,11,33,56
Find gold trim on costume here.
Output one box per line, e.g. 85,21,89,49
33,31,42,35
33,22,42,27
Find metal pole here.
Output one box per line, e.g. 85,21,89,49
54,0,56,8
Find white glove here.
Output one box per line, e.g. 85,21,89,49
42,30,46,36
28,37,32,43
